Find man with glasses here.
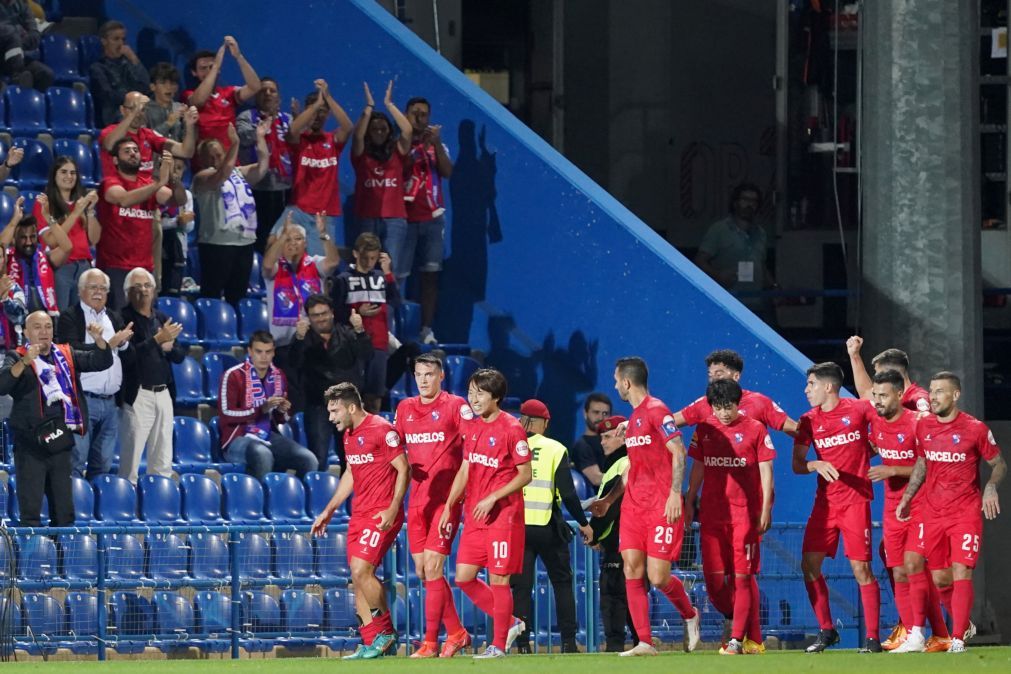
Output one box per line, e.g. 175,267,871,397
118,267,186,484
57,268,134,479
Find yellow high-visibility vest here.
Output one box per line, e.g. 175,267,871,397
522,433,568,526
595,455,630,542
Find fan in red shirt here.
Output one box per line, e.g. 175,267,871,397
685,378,774,656
590,357,700,657
847,337,931,414
310,382,410,660
894,371,1005,654
98,91,197,180
792,362,880,653
352,81,411,234
394,353,472,658
440,368,531,659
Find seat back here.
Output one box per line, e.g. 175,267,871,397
105,533,145,580
58,533,97,580
146,533,189,580
322,587,357,631
22,593,64,638
237,532,271,577
92,475,137,522
5,86,47,136
41,34,83,84
11,137,54,188
173,415,214,467
64,591,98,637
71,476,94,523
180,473,222,523
138,475,182,523
155,297,199,343
152,591,194,636
8,475,49,525
171,356,206,406
314,531,350,578
242,591,280,633
221,473,265,522
194,591,234,635
46,86,89,137
17,535,57,580
109,591,152,637
237,298,268,341
303,471,339,518
194,298,240,347
263,472,308,523
77,35,102,72
201,351,239,405
273,532,313,578
445,355,481,396
280,589,322,631
190,532,228,579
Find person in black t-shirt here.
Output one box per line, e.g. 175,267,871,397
570,391,612,486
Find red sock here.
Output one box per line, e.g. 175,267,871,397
908,572,928,628
704,572,734,617
926,573,950,638
893,579,911,629
939,583,954,621
951,579,973,640
441,579,464,634
732,576,752,640
458,578,495,615
490,584,513,650
859,580,881,640
747,576,762,643
624,577,653,644
360,619,376,646
804,577,834,630
659,576,695,620
424,579,446,642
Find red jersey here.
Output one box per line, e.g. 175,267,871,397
34,200,91,262
624,395,683,512
352,151,408,219
902,382,930,414
462,411,530,528
290,131,344,216
869,409,919,505
405,139,448,222
915,412,1000,515
395,391,471,510
688,415,774,523
183,85,240,151
96,174,157,271
343,414,405,516
679,388,790,431
795,397,875,505
98,125,167,181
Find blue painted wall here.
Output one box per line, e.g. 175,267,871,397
107,0,838,519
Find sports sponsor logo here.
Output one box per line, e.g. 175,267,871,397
405,431,445,444
385,431,401,447
364,177,399,188
626,434,652,448
764,435,774,449
346,453,374,465
300,156,339,168
468,452,499,468
118,206,155,219
661,414,678,437
924,450,967,463
813,430,863,449
515,440,530,457
460,404,474,421
988,430,998,445
704,455,747,467
916,398,930,412
878,448,914,460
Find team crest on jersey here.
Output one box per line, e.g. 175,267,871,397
635,418,642,428
841,416,851,426
323,143,331,149
385,431,401,447
460,404,475,421
516,441,530,457
661,415,677,436
898,434,905,443
357,436,365,446
489,437,497,447
734,433,744,444
952,434,961,444
431,410,440,421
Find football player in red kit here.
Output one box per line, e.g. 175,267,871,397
310,383,410,659
847,338,930,414
440,368,532,658
685,379,774,655
792,362,881,653
395,353,472,657
894,372,1006,654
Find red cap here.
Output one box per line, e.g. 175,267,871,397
596,415,627,434
519,399,551,419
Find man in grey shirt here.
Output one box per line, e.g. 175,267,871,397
89,21,150,128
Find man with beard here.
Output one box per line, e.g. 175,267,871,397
0,196,72,316
570,392,613,487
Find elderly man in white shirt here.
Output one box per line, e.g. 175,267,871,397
56,268,134,478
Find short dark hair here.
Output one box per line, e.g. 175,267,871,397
871,369,904,393
248,330,274,348
111,137,138,156
730,182,762,212
304,294,332,313
405,96,430,111
871,348,910,374
468,368,508,403
615,357,648,388
705,349,744,374
583,392,612,412
706,378,743,408
354,232,382,253
150,62,180,84
807,362,844,389
304,90,321,109
188,50,216,73
99,20,125,39
930,371,961,391
324,382,363,408
15,215,37,233
414,353,444,371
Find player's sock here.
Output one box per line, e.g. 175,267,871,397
440,578,464,634
659,576,695,620
424,579,446,642
732,576,753,640
804,576,834,630
747,576,762,643
458,578,496,615
925,572,950,638
490,584,513,650
859,580,881,640
372,608,393,634
360,619,376,646
879,541,894,596
951,579,973,639
624,577,653,644
703,572,734,617
894,578,912,628
939,583,954,622
908,571,928,629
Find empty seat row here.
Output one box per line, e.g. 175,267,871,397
1,85,95,138
0,137,97,191
158,296,268,351
40,33,103,86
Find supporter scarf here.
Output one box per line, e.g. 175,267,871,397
6,247,58,316
243,358,283,438
271,254,321,326
0,280,27,349
18,342,82,430
406,140,444,214
221,169,258,240
252,110,293,181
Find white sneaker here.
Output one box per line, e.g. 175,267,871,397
473,645,505,659
619,641,658,657
890,630,925,653
683,607,701,653
419,327,438,345
949,638,966,653
504,619,525,652
964,621,976,641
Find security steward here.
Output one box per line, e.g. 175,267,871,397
511,399,593,654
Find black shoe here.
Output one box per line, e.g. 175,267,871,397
516,643,532,654
805,628,840,653
859,637,882,653
561,640,579,653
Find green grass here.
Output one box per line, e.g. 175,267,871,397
7,648,1011,673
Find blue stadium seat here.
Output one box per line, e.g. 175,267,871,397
194,297,241,349
243,591,280,633
237,298,269,341
46,86,92,137
304,471,340,519
152,591,195,643
202,351,239,405
92,474,137,522
389,372,415,408
109,591,152,637
21,593,64,644
322,586,357,631
5,86,49,136
146,533,189,580
11,138,53,190
17,535,57,580
77,35,102,73
7,476,49,525
237,532,271,577
138,475,183,523
221,473,267,522
58,533,97,581
314,531,350,578
0,527,11,577
395,301,421,342
190,532,228,579
280,590,323,644
207,416,220,455
156,296,199,344
0,597,22,638
192,590,237,652
53,138,96,186
0,479,8,525
105,534,145,580
0,192,13,231
445,355,481,397
180,473,223,523
264,472,310,523
570,469,593,501
41,34,86,85
173,415,213,472
64,592,99,650
71,476,94,523
248,252,265,297
273,532,313,578
290,411,307,447
0,95,7,134
171,356,207,406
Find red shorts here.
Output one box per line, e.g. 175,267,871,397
456,521,525,575
347,511,404,567
618,503,684,562
922,513,982,570
407,502,462,556
699,519,761,575
882,503,917,568
801,499,871,561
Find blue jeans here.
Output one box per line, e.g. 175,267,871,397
72,393,119,479
271,206,343,258
55,259,91,311
225,431,318,480
365,216,444,281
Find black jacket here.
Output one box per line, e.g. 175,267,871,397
289,324,373,404
56,303,131,402
120,306,187,406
